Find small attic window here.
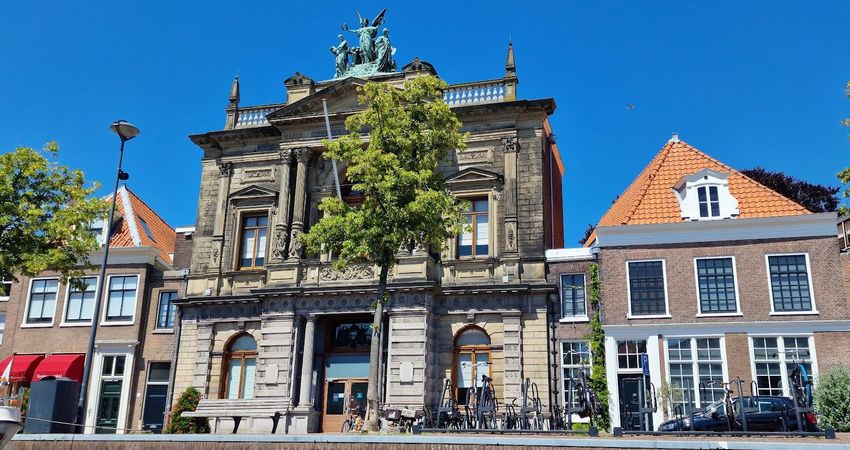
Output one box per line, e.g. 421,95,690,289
138,216,155,242
673,169,739,221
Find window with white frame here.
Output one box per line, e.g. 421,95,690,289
697,186,720,218
0,280,11,301
767,255,813,312
156,291,177,329
617,340,647,370
26,279,59,324
673,169,739,221
560,274,587,319
65,277,98,323
751,336,813,396
666,338,725,415
561,341,590,408
105,276,138,322
695,258,738,314
459,199,489,258
627,261,667,316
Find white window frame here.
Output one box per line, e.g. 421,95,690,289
0,280,12,302
21,277,60,328
559,273,589,322
155,291,177,330
559,340,591,422
693,256,742,317
765,253,818,316
626,259,671,319
747,334,817,398
84,346,135,434
663,336,728,415
615,339,648,374
100,274,139,326
60,276,100,327
673,169,739,221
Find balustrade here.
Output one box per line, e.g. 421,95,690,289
442,81,506,106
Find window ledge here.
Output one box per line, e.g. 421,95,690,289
696,312,743,318
21,322,54,328
770,311,819,316
627,314,672,320
559,317,590,324
0,297,9,302
59,321,93,328
100,320,135,327
152,329,174,334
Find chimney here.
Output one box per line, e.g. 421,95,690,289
670,132,680,143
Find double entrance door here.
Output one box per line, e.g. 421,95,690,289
323,378,368,432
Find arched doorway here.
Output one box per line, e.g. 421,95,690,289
453,326,491,405
222,333,257,400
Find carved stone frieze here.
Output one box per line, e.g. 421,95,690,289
241,166,275,183
456,148,492,165
319,265,375,281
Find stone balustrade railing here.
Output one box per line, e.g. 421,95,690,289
226,104,286,129
442,80,506,106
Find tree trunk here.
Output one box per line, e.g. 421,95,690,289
365,264,389,432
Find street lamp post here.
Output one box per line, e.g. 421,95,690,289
75,120,140,433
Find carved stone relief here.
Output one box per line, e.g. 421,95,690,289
319,265,375,281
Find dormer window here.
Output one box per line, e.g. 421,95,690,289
697,186,720,218
673,169,739,221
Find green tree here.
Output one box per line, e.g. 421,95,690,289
0,143,106,284
813,367,850,432
587,263,610,430
302,75,466,431
164,387,210,434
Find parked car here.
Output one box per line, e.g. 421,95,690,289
658,396,818,432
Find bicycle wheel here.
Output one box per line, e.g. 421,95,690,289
342,419,352,433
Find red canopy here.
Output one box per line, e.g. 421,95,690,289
33,354,85,382
0,354,45,383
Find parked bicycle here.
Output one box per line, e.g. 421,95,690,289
341,398,366,433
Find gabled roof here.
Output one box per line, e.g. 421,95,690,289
266,77,369,121
106,186,176,264
588,138,809,245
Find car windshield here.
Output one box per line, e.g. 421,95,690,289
704,400,725,416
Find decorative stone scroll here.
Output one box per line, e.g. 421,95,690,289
501,137,521,153
218,162,234,177
319,265,375,281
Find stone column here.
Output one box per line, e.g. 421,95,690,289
297,315,316,407
210,162,234,277
288,148,312,259
271,148,294,261
502,312,523,402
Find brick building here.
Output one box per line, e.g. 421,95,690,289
172,40,565,433
0,186,186,434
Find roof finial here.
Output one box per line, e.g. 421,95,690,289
505,40,516,77
670,132,680,143
229,74,240,108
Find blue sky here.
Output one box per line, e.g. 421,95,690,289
1,1,848,244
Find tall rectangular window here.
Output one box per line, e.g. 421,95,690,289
239,214,268,269
666,337,724,415
65,277,98,323
698,186,720,218
696,258,737,314
768,255,813,312
156,291,177,329
26,279,59,324
561,341,590,408
0,280,11,301
628,261,667,316
751,336,813,396
105,275,137,322
560,274,586,318
459,199,489,258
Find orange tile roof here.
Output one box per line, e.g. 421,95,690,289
587,138,809,245
106,186,176,264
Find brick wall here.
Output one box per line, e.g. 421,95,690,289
813,331,850,375
599,237,846,326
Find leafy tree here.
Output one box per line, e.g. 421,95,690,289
0,143,106,284
813,367,850,432
578,223,595,246
302,75,466,431
740,167,838,213
587,263,610,430
164,387,210,434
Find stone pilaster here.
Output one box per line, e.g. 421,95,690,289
288,148,312,259
385,310,430,409
193,323,214,396
257,313,296,398
271,149,294,261
502,312,523,401
211,162,233,287
297,315,316,407
501,137,521,281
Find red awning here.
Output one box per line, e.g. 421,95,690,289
33,354,85,382
0,354,45,383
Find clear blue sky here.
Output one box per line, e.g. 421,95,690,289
1,1,848,245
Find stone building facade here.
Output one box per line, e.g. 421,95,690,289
172,44,566,433
565,136,850,430
0,186,185,434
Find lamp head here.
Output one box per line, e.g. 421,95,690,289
110,120,140,141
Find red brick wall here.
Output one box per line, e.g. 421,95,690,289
814,331,850,375
598,237,846,325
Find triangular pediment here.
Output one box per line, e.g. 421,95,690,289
445,167,503,190
267,78,370,121
229,185,278,203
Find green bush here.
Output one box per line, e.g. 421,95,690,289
164,387,210,434
814,367,850,432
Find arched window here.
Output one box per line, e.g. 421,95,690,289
453,327,491,405
224,334,257,400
